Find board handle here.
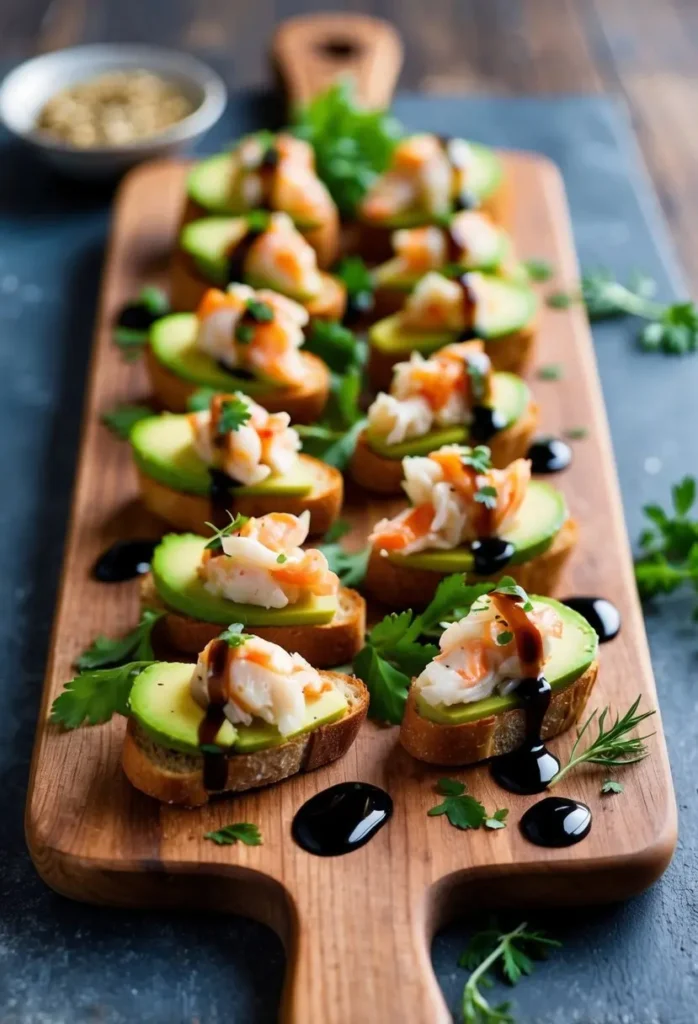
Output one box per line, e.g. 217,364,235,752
280,886,450,1024
271,12,403,110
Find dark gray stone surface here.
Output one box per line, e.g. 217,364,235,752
0,93,695,1023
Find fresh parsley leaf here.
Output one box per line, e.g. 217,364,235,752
76,610,165,670
485,808,509,830
546,291,573,309
428,779,508,832
246,298,274,322
475,484,498,509
334,256,375,316
187,387,217,412
217,396,252,434
51,661,150,728
316,524,370,589
495,631,513,646
204,823,262,846
523,259,553,282
537,364,563,381
353,644,411,725
322,519,351,543
205,513,250,552
564,426,588,440
418,576,496,636
296,365,366,470
219,623,251,647
101,403,153,440
550,696,655,787
460,445,492,475
293,81,402,216
639,301,698,354
303,319,366,374
601,779,624,795
634,476,698,606
139,286,170,317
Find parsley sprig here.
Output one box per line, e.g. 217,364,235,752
334,255,375,317
460,921,561,1024
204,823,262,846
296,359,366,470
51,662,150,729
216,395,252,435
428,779,508,832
76,610,164,671
316,520,369,588
634,476,698,609
548,269,698,354
302,320,366,375
550,696,655,788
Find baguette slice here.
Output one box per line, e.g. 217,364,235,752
137,454,343,537
142,574,366,668
349,399,538,495
365,518,578,610
367,319,537,392
399,660,598,766
145,345,330,421
123,672,368,806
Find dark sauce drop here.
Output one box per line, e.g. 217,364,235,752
520,796,592,848
215,361,256,380
344,289,375,326
527,438,572,474
198,638,230,792
561,597,621,644
116,302,161,334
491,676,560,794
292,782,393,856
209,468,239,528
471,537,515,576
453,190,478,212
92,539,158,583
470,404,508,443
226,224,266,284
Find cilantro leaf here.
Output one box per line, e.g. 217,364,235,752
217,396,252,435
475,484,498,509
634,477,698,606
316,521,369,588
101,403,154,440
601,779,624,795
296,364,366,470
428,779,508,833
418,576,495,635
76,609,164,670
204,823,262,846
460,445,492,475
353,645,410,725
51,661,150,729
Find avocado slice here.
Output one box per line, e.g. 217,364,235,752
129,661,348,755
416,596,598,725
366,372,529,459
387,481,567,571
180,217,250,286
131,414,314,498
150,314,278,396
373,229,508,293
151,533,338,627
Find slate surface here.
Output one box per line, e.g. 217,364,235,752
0,92,696,1024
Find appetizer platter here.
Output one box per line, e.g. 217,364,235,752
26,14,677,1024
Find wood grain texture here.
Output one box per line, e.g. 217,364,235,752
25,153,677,1024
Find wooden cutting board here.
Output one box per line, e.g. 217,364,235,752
25,14,677,1024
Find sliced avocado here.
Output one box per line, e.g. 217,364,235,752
366,372,529,459
152,533,338,627
150,314,277,396
129,662,237,755
180,217,250,286
131,414,313,498
387,481,566,571
129,661,348,756
416,597,598,725
188,153,238,215
373,232,507,293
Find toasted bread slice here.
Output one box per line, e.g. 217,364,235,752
399,659,598,766
349,400,538,495
137,454,343,537
142,574,366,668
365,518,578,610
367,319,537,392
122,671,368,806
170,243,346,319
145,345,330,422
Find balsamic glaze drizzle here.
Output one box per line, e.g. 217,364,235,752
291,782,393,856
198,638,230,792
208,469,238,528
520,796,592,848
527,438,572,474
471,538,515,577
226,224,265,284
561,597,621,643
470,405,508,443
92,539,158,583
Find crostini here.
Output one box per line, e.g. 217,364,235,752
372,210,526,317
146,285,330,419
365,445,576,608
368,271,537,389
142,511,366,667
171,210,347,316
356,134,507,261
350,340,537,494
185,132,340,267
131,391,342,535
399,590,598,766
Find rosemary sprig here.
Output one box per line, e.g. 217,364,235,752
550,696,655,788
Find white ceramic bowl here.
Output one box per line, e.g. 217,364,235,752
0,44,227,178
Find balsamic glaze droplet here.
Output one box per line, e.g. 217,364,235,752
527,438,572,474
292,782,393,856
471,537,515,576
491,676,560,795
198,638,230,792
208,468,239,528
215,360,256,380
344,290,375,326
93,539,158,583
520,796,592,848
453,190,478,212
115,302,161,334
470,405,508,443
561,596,621,643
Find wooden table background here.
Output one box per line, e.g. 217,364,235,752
2,0,696,288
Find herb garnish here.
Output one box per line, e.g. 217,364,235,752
219,623,251,648
634,476,698,609
461,445,492,475
76,609,165,671
601,779,624,795
550,696,655,788
187,387,218,412
334,255,375,316
564,426,588,440
51,662,150,729
204,823,262,846
523,259,553,282
216,395,251,435
302,319,366,375
537,364,563,381
114,286,170,358
459,921,561,1024
204,512,250,552
428,779,508,832
101,403,154,440
316,520,369,588
296,364,366,470
293,81,402,216
475,484,498,509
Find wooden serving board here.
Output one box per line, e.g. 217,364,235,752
25,16,677,1024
